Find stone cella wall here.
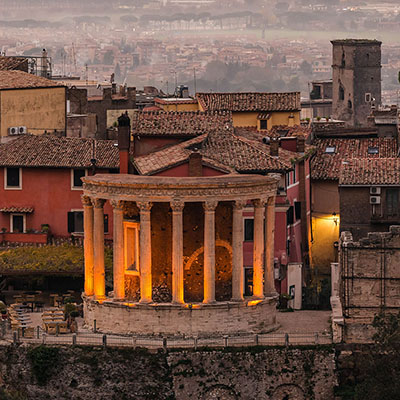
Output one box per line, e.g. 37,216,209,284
83,296,278,337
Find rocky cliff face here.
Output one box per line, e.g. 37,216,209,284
0,344,336,400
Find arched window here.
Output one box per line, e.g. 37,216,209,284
341,52,345,67
348,100,352,109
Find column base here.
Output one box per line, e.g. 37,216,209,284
139,298,153,304
94,295,106,301
231,297,244,302
202,299,217,304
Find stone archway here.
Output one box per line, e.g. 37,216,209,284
204,385,238,400
272,384,305,400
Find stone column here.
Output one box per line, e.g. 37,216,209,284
253,199,265,299
265,196,276,296
171,201,185,304
93,198,106,299
231,200,246,301
82,195,94,296
203,201,218,303
111,200,125,300
138,201,153,303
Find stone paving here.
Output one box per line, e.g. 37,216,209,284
276,310,331,334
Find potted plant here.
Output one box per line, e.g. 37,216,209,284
41,224,50,233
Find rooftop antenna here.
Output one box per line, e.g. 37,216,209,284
193,67,197,95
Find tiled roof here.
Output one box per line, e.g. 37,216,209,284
268,125,311,139
0,206,34,213
311,137,398,181
340,158,400,186
0,70,62,90
196,92,301,112
0,135,119,168
0,56,27,71
155,98,198,105
132,111,233,137
134,130,292,175
133,135,233,175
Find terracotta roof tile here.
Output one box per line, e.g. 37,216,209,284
0,135,119,168
0,70,62,90
339,158,400,186
132,111,232,137
311,137,398,181
196,92,301,112
0,56,28,71
0,206,34,213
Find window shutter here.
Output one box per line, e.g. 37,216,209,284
67,212,75,233
287,206,294,225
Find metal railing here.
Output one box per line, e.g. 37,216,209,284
0,321,332,349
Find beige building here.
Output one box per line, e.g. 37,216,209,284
0,70,66,137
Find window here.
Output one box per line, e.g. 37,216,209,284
339,86,345,101
386,189,399,216
5,167,21,189
292,168,296,184
348,100,352,109
325,146,336,154
259,119,268,130
286,173,290,188
368,146,379,155
365,93,372,103
10,214,25,233
71,169,87,190
244,218,254,241
68,211,109,234
294,202,302,220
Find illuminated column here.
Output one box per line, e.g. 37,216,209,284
138,201,153,303
111,200,125,300
82,195,94,296
203,200,218,303
265,196,276,296
253,199,265,299
93,198,106,299
231,200,246,301
171,200,184,304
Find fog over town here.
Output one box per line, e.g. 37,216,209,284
1,0,399,103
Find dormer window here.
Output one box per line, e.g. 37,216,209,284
325,146,336,154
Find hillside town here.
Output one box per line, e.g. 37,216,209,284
0,2,399,399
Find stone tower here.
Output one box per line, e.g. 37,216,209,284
331,39,381,127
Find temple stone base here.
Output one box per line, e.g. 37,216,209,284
83,295,279,337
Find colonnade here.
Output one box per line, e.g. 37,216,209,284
82,196,276,304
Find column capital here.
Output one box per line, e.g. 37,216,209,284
252,198,266,208
93,198,106,209
233,200,247,211
266,196,275,206
171,200,185,212
81,195,93,207
203,200,218,212
137,201,153,212
110,199,125,211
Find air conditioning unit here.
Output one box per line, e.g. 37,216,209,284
18,126,27,134
8,127,18,135
370,196,381,204
370,186,381,195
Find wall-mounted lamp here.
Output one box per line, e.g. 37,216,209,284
332,212,338,226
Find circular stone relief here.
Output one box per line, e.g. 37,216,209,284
204,385,237,400
272,384,305,400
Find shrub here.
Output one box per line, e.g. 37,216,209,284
27,345,60,386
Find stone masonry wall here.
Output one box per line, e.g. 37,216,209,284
339,226,400,342
0,344,336,400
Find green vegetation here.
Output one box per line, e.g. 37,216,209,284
27,346,60,386
0,245,113,277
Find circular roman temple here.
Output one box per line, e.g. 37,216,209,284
81,174,279,336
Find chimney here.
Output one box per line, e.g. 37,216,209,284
117,112,131,174
127,87,136,100
296,137,305,153
270,138,279,157
188,152,202,177
120,85,126,97
103,87,112,100
112,83,117,95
